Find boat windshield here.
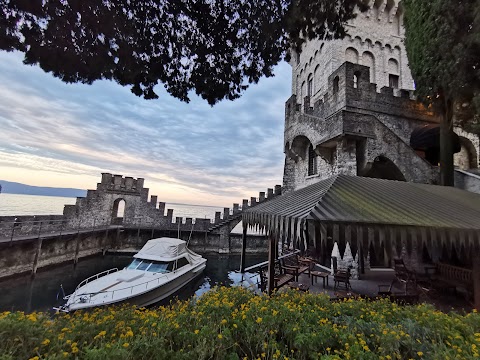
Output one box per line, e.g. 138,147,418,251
127,259,142,269
126,259,174,273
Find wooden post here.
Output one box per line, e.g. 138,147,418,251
32,238,43,276
73,235,81,265
474,256,480,311
267,234,276,295
73,222,80,266
357,226,365,274
240,223,247,273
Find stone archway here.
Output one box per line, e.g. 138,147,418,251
112,198,126,224
363,155,406,181
454,136,478,170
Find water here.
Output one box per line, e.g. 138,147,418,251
0,253,266,313
0,193,225,220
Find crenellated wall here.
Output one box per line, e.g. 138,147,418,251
283,62,443,192
0,173,282,279
57,173,282,233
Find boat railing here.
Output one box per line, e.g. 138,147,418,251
75,268,120,291
70,271,172,304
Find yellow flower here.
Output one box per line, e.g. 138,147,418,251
233,324,238,328
417,352,423,357
63,352,69,357
42,338,50,346
123,342,129,348
194,330,199,334
28,357,39,360
218,334,223,339
256,317,263,324
221,319,227,325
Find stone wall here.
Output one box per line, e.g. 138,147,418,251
0,231,110,279
0,227,268,280
290,0,413,108
60,173,280,234
283,62,441,192
455,170,480,195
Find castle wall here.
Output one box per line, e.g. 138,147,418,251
283,62,440,192
291,0,413,110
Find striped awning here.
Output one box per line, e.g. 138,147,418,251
243,175,480,254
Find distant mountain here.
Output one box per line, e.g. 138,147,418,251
0,180,87,198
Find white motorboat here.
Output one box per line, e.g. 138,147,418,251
58,237,207,312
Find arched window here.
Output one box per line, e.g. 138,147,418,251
112,198,126,224
362,51,375,83
345,47,359,64
353,72,360,89
388,58,399,88
308,144,317,176
307,73,313,96
314,65,320,92
333,76,340,94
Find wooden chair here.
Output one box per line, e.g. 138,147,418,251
333,268,351,290
394,259,416,283
258,262,294,292
378,278,419,305
281,255,310,281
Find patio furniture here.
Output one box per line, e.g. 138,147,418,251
393,259,416,283
378,278,419,305
333,268,351,290
281,254,311,281
332,290,362,300
287,281,310,292
310,270,329,288
425,262,473,300
258,263,295,292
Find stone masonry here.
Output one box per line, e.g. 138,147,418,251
283,0,480,273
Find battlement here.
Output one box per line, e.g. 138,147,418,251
98,173,145,193
286,62,437,125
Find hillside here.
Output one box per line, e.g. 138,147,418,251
0,180,86,197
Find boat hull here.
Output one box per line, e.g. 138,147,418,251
65,261,206,311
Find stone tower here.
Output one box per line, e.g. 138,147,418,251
283,0,480,194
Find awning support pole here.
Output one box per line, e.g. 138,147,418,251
474,257,480,311
240,222,247,273
267,234,276,296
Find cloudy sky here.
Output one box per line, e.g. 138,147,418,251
0,51,291,207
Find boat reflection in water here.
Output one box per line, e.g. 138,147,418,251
58,238,207,312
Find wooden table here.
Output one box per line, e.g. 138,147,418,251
333,290,361,300
310,270,330,288
287,282,310,292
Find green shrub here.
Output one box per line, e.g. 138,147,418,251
0,287,478,359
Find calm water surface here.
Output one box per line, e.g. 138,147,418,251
0,193,225,220
0,253,265,313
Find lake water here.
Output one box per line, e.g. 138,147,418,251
0,193,225,220
0,253,266,313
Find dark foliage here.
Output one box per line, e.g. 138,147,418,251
0,0,364,104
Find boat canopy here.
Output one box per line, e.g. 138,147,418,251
134,237,200,262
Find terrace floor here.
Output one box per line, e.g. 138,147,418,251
245,267,474,313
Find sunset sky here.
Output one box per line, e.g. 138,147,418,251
0,51,291,207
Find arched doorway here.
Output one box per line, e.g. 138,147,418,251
454,136,478,170
112,198,126,224
363,155,406,181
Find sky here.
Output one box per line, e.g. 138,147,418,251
0,51,291,207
